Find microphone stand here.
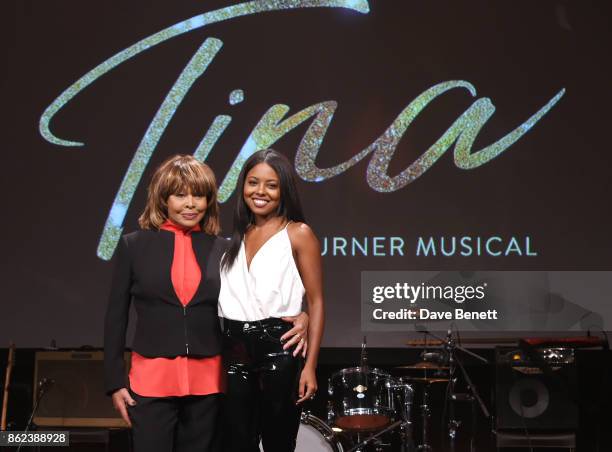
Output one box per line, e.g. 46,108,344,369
17,377,54,452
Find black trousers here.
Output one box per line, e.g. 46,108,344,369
128,390,221,452
222,318,303,452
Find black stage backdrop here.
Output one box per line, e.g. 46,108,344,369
3,0,612,347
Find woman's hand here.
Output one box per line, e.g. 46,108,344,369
296,365,318,404
111,388,136,427
281,311,309,357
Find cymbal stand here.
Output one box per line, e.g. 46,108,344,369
445,338,459,452
448,336,490,452
418,327,490,452
411,332,431,451
397,379,416,452
417,381,433,451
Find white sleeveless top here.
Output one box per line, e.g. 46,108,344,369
218,224,305,321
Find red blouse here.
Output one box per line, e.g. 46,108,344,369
128,221,223,397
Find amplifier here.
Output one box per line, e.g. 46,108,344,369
33,351,130,428
495,347,578,430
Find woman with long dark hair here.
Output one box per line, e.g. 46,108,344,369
219,149,325,452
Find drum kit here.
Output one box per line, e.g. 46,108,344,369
295,332,490,452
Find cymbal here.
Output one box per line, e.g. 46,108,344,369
406,337,518,346
395,361,449,370
402,377,449,384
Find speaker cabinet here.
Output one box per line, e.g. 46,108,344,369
495,347,578,430
33,351,130,427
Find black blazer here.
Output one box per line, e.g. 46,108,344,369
104,229,228,394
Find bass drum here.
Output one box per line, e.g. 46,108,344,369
296,413,344,452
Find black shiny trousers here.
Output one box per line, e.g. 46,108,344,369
222,317,303,452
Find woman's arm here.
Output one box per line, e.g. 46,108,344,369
104,235,136,425
288,223,324,403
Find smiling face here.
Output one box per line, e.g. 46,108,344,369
243,163,281,219
166,189,207,229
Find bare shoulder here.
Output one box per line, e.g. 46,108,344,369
287,222,319,250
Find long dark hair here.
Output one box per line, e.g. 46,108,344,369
221,149,306,270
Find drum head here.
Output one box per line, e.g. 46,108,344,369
260,414,343,452
330,366,390,380
296,421,342,452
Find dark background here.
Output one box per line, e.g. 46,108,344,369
3,0,612,348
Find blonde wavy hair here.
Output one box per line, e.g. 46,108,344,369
138,155,220,234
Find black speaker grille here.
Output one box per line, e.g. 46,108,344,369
495,347,578,430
